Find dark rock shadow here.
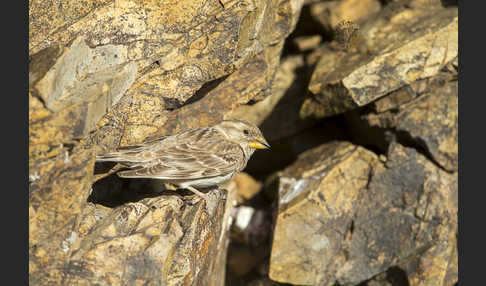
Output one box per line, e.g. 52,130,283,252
90,163,207,208
356,266,410,286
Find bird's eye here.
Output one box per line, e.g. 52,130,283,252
243,129,249,135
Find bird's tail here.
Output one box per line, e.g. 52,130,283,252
96,135,167,163
96,145,146,163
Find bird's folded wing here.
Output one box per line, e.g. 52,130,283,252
96,135,168,163
117,137,245,180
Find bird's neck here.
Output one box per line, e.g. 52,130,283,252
213,125,254,159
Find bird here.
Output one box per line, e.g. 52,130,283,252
96,119,270,204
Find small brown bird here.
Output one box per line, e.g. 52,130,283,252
96,119,270,202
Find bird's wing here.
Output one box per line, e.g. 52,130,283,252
116,127,246,179
96,134,173,165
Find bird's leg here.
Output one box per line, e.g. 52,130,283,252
185,186,217,215
185,186,210,201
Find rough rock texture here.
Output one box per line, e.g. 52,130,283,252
31,185,233,285
29,146,95,282
268,142,379,285
303,2,458,119
232,173,263,204
268,141,457,286
29,0,458,285
228,54,317,142
355,75,458,172
30,0,303,149
29,0,303,284
394,80,458,172
310,0,381,32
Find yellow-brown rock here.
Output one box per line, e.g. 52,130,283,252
29,145,95,284
228,55,317,142
304,3,457,119
268,141,457,285
231,173,263,204
292,35,322,52
310,0,381,32
29,0,460,285
395,80,458,172
37,190,230,285
358,74,458,172
30,0,304,150
269,142,379,285
29,0,305,284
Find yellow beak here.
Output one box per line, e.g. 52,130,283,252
249,138,270,149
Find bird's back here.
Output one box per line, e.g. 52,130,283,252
97,126,247,182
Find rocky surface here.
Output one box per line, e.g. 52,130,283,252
303,1,458,119
29,0,458,285
29,0,303,284
268,141,457,285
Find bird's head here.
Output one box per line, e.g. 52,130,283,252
216,119,270,151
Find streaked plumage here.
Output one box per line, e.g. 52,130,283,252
96,119,269,201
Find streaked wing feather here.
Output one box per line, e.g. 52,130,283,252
117,127,245,180
96,135,169,163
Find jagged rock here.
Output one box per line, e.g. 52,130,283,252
29,37,137,135
268,142,379,285
394,80,458,172
29,0,459,285
336,142,457,285
309,0,381,32
31,180,237,285
30,0,304,149
268,141,457,285
228,55,318,142
357,76,458,172
29,145,95,284
231,173,263,204
303,3,458,119
29,0,305,284
292,35,322,52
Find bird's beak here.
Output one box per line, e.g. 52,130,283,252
249,137,270,149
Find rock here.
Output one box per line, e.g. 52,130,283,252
304,4,458,119
29,36,137,133
231,173,263,204
29,0,459,284
29,146,95,284
268,142,378,285
335,142,457,285
228,55,319,142
268,141,457,285
31,181,237,285
30,0,304,283
354,76,458,172
310,0,381,32
30,0,304,150
394,80,458,172
93,41,297,148
292,35,322,52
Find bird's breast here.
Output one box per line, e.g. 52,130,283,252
180,172,236,188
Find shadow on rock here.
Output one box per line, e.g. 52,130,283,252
90,163,198,208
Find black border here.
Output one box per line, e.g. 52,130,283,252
7,0,29,284
458,1,478,285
